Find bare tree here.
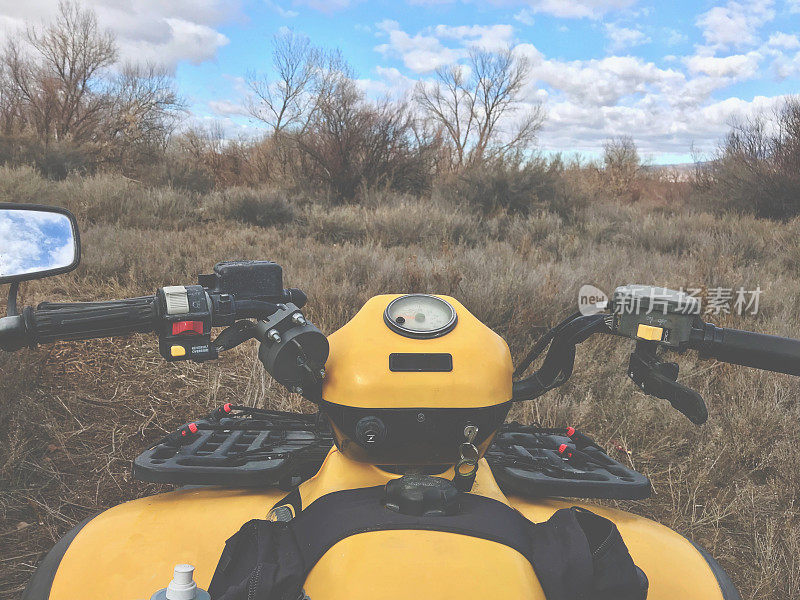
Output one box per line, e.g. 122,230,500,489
3,1,116,143
292,59,434,200
0,62,25,135
0,1,184,177
101,63,185,165
414,48,543,169
603,136,640,172
414,63,474,168
246,31,319,134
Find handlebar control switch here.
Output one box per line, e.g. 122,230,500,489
156,285,216,362
610,285,700,350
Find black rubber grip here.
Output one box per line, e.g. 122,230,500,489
30,296,157,343
697,324,800,376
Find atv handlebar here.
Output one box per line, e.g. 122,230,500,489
6,289,304,348
29,297,158,343
690,323,800,376
0,259,311,352
0,261,328,401
512,305,800,424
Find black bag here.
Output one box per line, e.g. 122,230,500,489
208,486,647,600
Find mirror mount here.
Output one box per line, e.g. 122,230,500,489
7,281,19,316
0,282,26,350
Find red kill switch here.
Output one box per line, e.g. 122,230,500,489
172,321,204,335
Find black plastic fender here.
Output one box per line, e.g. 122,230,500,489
687,538,742,600
22,515,96,600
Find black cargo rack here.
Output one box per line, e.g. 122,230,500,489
133,408,333,490
133,408,650,500
486,422,651,500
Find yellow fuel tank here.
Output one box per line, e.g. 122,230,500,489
322,295,513,410
319,295,514,465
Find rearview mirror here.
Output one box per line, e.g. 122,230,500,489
0,203,80,284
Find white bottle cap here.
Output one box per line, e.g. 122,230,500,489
166,564,197,600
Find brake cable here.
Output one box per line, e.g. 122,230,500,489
512,314,610,401
513,311,582,378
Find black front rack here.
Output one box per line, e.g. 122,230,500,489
133,407,333,490
133,407,650,500
486,422,651,500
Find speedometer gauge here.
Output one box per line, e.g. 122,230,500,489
384,294,457,338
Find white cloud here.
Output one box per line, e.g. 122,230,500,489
292,0,359,12
514,44,685,107
513,9,535,26
695,0,775,49
356,66,417,98
767,47,800,78
767,32,800,49
208,99,249,117
432,24,515,51
0,1,234,71
121,19,229,68
265,1,299,18
482,40,785,156
538,94,788,157
375,20,464,73
664,28,688,46
521,0,636,19
685,52,761,79
374,22,515,74
395,0,635,19
605,23,650,52
0,210,76,277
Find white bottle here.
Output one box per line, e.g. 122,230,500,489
150,564,211,600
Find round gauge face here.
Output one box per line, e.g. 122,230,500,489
384,294,457,338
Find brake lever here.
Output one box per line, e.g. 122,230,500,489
628,341,708,425
214,320,257,351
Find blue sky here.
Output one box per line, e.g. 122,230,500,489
1,0,799,163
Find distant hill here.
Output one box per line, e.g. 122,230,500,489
643,161,711,181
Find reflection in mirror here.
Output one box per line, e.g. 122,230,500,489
0,209,77,280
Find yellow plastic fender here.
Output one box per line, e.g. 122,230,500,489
44,450,727,600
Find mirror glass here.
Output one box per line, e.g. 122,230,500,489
0,208,78,281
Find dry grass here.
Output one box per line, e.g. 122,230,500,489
2,168,800,599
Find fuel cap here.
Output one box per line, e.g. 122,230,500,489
383,474,461,516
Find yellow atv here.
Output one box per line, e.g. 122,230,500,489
4,203,797,600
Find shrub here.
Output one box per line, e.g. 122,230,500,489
296,77,435,202
150,153,217,194
601,136,642,202
210,188,297,227
0,134,101,179
707,98,800,220
0,164,54,203
59,173,201,229
439,156,562,215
